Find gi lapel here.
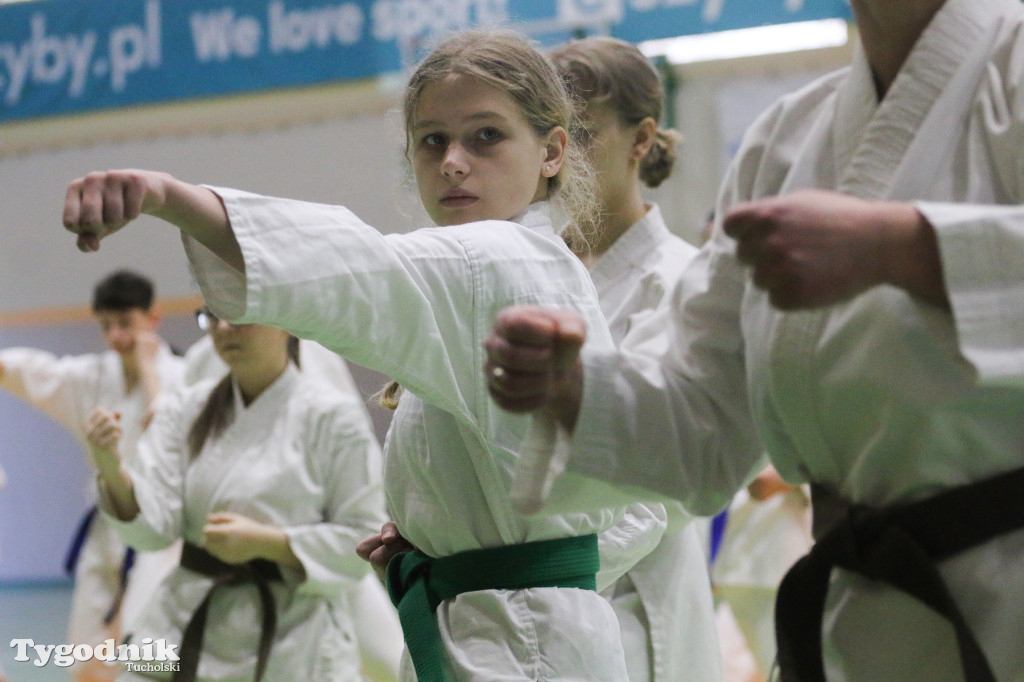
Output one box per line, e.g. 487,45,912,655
758,3,1004,487
840,0,1001,202
184,369,295,529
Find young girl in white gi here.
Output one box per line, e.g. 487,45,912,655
86,311,386,681
550,36,722,682
64,29,633,682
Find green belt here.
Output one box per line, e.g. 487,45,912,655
386,534,600,682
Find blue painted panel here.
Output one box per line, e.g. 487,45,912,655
0,0,851,122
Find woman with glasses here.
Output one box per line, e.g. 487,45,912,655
84,309,387,681
184,310,404,682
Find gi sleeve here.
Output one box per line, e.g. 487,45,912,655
560,235,766,517
0,348,96,440
918,202,1024,385
286,393,387,597
183,187,496,425
521,91,792,517
594,503,669,591
911,48,1024,385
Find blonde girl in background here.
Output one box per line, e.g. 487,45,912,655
551,35,723,682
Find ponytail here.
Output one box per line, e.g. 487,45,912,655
639,128,682,188
374,380,403,411
187,375,235,460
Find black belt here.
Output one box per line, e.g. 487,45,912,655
775,465,1024,682
173,542,283,682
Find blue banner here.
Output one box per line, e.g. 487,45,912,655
0,0,851,123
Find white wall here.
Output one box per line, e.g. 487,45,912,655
0,108,420,313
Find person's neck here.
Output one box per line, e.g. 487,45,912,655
120,355,139,391
588,189,649,263
233,359,288,406
852,0,945,97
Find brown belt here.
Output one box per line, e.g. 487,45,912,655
172,542,283,682
775,465,1024,682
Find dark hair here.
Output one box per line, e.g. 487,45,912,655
187,334,300,459
551,37,682,188
91,269,155,312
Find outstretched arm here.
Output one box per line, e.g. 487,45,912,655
485,192,949,425
62,169,244,271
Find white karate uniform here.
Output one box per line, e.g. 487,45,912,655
184,192,632,681
183,334,404,681
107,364,386,681
566,0,1024,679
0,344,184,649
590,205,723,682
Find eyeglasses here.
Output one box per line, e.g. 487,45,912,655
195,307,251,332
194,307,218,332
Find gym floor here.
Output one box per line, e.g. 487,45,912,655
0,581,74,681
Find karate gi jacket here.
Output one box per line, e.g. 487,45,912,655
184,194,634,681
0,344,184,644
0,344,183,467
107,365,386,681
566,0,1024,679
589,205,723,682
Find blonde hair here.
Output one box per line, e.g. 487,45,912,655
551,36,681,188
373,379,403,411
381,29,601,410
403,28,599,244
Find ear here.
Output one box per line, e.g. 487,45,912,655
145,306,162,331
632,117,658,162
541,126,568,177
